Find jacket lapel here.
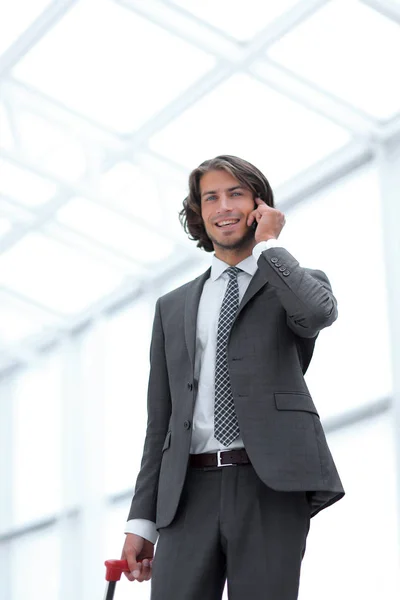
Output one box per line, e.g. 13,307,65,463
184,267,211,370
237,267,269,317
184,263,268,368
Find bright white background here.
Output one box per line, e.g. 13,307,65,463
1,1,399,599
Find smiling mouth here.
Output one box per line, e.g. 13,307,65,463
215,219,240,228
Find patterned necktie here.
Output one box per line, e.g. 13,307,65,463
214,266,241,446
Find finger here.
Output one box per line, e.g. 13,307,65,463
131,562,142,581
255,197,265,205
123,543,141,578
247,211,257,226
137,559,152,582
121,549,137,581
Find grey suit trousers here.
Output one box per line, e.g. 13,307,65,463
150,463,311,600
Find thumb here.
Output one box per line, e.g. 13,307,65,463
123,535,143,579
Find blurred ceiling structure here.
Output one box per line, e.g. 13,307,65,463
0,0,399,373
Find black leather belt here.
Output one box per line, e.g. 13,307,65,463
189,448,250,468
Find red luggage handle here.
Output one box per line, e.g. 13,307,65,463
105,559,129,582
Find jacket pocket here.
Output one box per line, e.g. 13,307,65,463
274,392,319,416
162,430,171,452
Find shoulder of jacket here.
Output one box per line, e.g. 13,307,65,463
158,271,207,306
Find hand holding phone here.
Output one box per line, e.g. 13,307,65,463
247,197,285,242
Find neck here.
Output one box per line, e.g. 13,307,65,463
213,240,256,266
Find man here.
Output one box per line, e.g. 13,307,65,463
121,155,344,599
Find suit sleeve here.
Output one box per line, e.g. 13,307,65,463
256,247,338,338
127,298,172,522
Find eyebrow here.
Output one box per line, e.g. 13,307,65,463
201,185,244,198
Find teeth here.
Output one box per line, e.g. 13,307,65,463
217,220,238,227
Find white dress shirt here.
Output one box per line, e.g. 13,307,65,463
125,240,281,544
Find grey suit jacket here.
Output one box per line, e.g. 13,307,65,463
128,247,345,529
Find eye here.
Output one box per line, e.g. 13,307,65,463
231,191,242,197
205,195,217,201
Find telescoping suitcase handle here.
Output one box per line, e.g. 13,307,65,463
104,560,129,600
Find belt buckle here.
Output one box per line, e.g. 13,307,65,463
217,450,233,468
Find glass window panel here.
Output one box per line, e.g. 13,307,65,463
0,102,14,151
171,0,299,41
56,197,175,264
0,216,12,237
0,292,61,344
98,162,163,227
12,353,62,526
299,412,399,599
10,527,60,600
278,166,391,419
0,302,43,342
0,0,50,56
100,158,191,241
12,0,215,133
268,0,400,120
17,110,87,181
158,180,193,240
0,158,57,207
103,296,154,495
149,73,350,188
0,197,35,224
0,231,126,314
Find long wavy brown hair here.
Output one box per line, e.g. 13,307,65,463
179,155,274,252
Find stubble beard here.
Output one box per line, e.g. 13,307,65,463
207,225,255,252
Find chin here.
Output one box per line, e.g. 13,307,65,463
217,232,254,251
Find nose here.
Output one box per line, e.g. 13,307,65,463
217,193,233,213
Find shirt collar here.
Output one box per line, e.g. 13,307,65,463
210,253,258,281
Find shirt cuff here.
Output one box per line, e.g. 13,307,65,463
124,519,158,545
252,239,283,261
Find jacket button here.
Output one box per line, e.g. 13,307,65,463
275,262,282,267
270,257,278,263
187,382,193,391
283,270,290,276
183,420,191,430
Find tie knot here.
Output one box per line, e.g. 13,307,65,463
225,266,241,280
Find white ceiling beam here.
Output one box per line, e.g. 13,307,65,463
1,77,123,144
0,252,206,375
380,114,400,146
0,285,65,319
0,142,375,372
250,59,380,139
0,194,35,222
1,0,399,373
118,0,329,61
118,0,330,149
0,340,42,371
0,0,79,77
362,0,400,24
275,140,374,209
2,0,396,157
116,0,241,61
0,190,177,275
0,96,20,149
0,148,196,258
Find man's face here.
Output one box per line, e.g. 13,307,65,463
200,169,255,252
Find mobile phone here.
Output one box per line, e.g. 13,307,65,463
251,197,259,230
